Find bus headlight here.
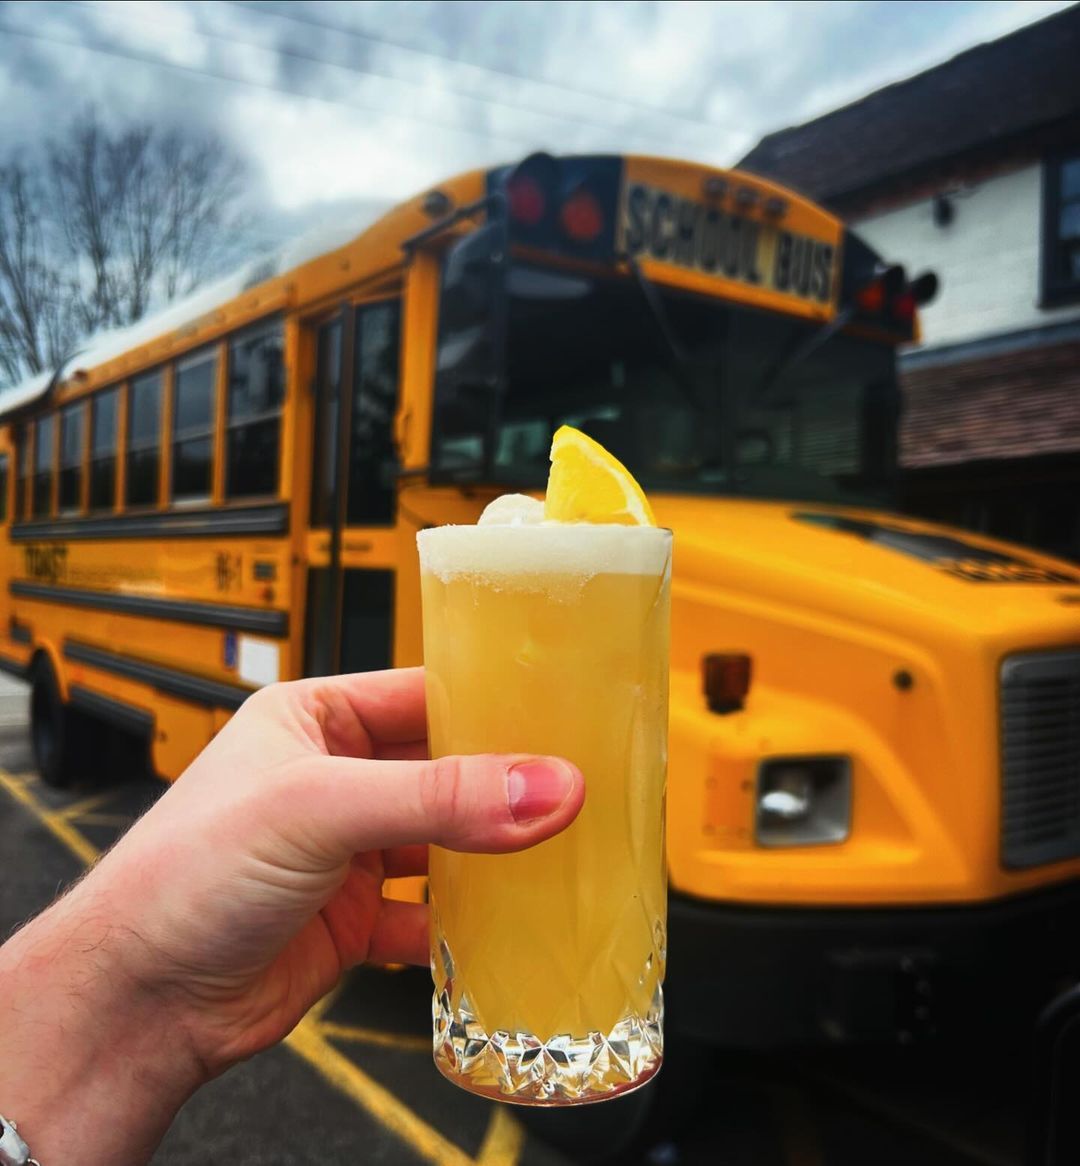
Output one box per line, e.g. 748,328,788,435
755,756,851,847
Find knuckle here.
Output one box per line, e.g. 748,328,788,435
425,755,469,824
240,682,282,716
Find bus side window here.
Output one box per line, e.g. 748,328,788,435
33,414,55,518
171,349,217,504
348,302,401,525
127,371,162,508
90,387,119,511
225,320,285,501
14,426,29,521
59,402,85,515
0,453,8,523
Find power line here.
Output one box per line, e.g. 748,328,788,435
0,17,536,153
227,0,723,134
73,0,693,149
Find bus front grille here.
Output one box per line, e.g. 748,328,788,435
1001,649,1080,869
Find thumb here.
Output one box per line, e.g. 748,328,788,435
298,753,585,859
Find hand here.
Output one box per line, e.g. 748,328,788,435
117,665,583,1068
0,667,583,1165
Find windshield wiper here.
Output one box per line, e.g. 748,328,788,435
753,266,935,401
624,255,704,412
753,305,857,403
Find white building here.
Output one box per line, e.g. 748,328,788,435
741,5,1080,561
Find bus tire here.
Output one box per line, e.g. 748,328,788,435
30,657,90,789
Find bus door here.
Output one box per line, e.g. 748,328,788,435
305,299,403,677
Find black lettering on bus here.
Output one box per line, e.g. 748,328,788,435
650,193,675,260
675,199,699,266
624,184,649,256
722,216,742,278
721,215,741,278
215,551,242,593
793,236,812,297
774,231,793,292
811,244,834,302
700,209,721,272
742,220,762,284
23,543,68,584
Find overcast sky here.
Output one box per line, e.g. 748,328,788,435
0,0,1072,239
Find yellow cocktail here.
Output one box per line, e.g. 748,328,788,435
418,517,671,1105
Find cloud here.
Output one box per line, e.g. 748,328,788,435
0,0,1072,237
87,0,210,69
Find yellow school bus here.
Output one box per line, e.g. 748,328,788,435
1,152,1078,1047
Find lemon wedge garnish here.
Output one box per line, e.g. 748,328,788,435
544,424,657,526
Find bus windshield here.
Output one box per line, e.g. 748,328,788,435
461,265,899,506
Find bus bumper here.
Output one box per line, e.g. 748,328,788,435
665,882,1080,1048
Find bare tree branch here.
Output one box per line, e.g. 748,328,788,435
0,161,77,384
0,110,251,387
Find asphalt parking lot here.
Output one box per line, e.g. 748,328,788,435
0,675,1034,1166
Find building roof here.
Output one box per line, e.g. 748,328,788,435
739,5,1080,204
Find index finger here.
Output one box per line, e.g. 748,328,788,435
303,667,428,754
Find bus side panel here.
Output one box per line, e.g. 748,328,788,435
152,694,217,780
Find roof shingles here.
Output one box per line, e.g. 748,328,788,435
739,6,1080,203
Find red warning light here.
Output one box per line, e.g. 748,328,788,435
891,290,917,322
856,282,885,313
507,176,546,226
559,189,604,243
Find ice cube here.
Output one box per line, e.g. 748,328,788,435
478,494,544,526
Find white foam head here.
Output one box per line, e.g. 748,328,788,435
418,518,671,581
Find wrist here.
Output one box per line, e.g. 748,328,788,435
0,874,208,1166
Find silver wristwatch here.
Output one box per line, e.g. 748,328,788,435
0,1115,40,1166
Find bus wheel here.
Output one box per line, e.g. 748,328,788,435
30,658,88,789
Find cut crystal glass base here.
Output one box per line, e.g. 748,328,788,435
432,983,664,1106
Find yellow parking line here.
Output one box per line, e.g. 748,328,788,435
319,1020,431,1053
0,766,500,1166
70,812,136,828
0,769,101,866
56,789,123,821
287,1020,475,1166
476,1108,525,1166
308,979,345,1023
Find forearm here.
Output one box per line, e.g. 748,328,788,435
0,876,208,1166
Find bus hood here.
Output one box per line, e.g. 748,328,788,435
651,495,1080,650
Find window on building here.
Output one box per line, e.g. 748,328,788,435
59,402,85,514
225,320,284,500
1043,151,1080,305
15,426,29,521
0,454,9,524
127,371,162,508
33,414,54,518
171,349,217,503
90,388,119,511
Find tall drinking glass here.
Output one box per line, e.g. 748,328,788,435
417,522,672,1105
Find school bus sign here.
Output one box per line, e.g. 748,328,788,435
620,181,838,306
